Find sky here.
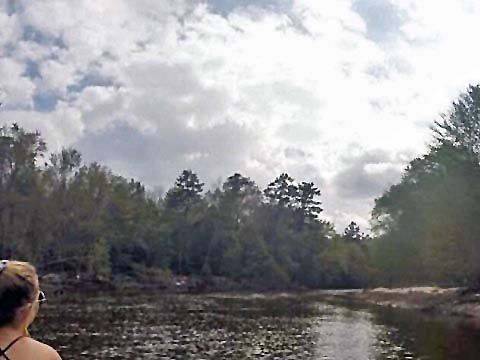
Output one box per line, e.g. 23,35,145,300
1,0,480,231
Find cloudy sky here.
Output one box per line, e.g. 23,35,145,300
1,0,480,231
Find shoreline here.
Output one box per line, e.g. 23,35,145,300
41,273,480,322
330,287,480,323
40,274,308,296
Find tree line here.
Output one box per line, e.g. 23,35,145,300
0,124,370,289
3,84,480,290
370,84,480,288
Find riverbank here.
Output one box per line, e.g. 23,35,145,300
40,272,304,296
332,287,480,323
41,273,480,323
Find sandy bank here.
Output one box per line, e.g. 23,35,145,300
341,286,480,321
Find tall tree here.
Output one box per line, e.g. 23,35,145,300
371,84,480,287
163,170,205,274
0,124,47,260
434,84,480,156
165,169,204,212
344,221,364,242
264,173,297,208
294,181,322,231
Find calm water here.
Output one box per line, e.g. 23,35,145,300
31,292,480,359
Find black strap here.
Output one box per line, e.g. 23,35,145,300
0,335,24,359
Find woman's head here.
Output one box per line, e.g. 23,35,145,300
0,260,39,329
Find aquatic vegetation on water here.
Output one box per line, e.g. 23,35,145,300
31,293,480,359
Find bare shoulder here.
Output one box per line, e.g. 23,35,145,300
24,337,62,360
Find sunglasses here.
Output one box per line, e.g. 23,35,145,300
37,291,47,305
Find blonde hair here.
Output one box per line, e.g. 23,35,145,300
0,260,38,327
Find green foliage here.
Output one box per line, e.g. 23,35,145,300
264,173,296,207
371,85,480,288
0,124,47,261
343,221,365,242
0,123,372,289
295,182,323,223
6,82,475,290
87,237,111,279
165,169,204,211
434,84,480,155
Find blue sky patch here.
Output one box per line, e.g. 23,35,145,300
207,0,290,15
352,0,406,43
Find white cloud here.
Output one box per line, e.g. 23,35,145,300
0,103,84,150
1,0,480,231
74,86,126,131
39,60,78,93
0,9,20,48
0,58,35,106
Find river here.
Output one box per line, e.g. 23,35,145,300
31,292,480,359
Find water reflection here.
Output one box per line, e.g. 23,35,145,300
312,304,418,360
30,292,480,359
370,306,480,360
314,304,380,359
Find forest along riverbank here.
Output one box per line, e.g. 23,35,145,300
40,272,310,296
327,287,480,326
